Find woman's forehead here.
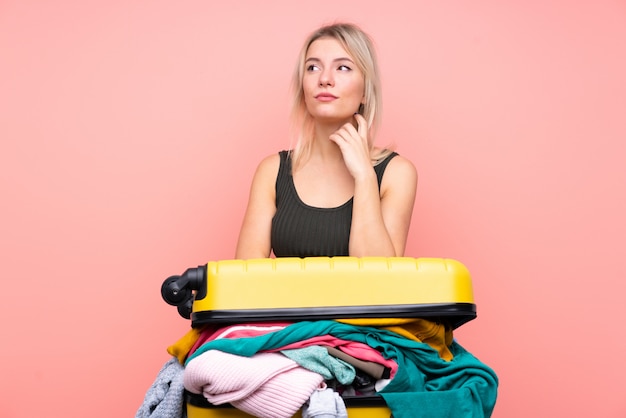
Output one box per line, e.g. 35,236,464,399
306,37,351,60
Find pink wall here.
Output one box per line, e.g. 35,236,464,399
1,1,625,416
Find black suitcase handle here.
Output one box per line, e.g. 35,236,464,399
161,265,206,319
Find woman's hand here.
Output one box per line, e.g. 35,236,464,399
329,113,417,257
329,113,374,181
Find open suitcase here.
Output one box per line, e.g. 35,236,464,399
162,256,477,418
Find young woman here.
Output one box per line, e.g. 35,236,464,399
235,23,417,259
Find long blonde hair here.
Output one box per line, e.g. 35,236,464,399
289,23,390,171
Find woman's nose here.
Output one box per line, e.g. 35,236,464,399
319,69,334,87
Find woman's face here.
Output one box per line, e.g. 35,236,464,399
302,37,365,124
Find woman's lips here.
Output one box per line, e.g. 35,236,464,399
315,93,338,102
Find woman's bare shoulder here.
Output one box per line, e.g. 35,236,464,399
389,154,417,177
250,152,282,186
382,154,418,191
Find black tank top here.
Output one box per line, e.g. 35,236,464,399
271,150,398,257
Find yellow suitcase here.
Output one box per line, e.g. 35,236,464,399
162,256,476,329
161,257,478,418
186,398,391,418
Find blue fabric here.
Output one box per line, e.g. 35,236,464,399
186,320,498,417
282,345,356,384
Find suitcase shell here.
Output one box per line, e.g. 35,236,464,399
161,256,477,418
186,393,391,418
162,256,476,329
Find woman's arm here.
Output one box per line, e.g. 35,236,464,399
350,155,417,256
330,114,417,256
234,154,280,259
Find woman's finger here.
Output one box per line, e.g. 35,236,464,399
354,113,367,140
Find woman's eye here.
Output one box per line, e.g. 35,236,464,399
307,64,320,71
338,65,351,71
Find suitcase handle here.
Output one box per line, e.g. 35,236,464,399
161,265,206,319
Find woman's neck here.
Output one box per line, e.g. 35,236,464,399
311,133,341,162
311,120,351,160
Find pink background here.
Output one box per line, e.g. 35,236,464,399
1,1,625,417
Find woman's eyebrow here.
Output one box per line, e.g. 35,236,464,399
305,57,355,64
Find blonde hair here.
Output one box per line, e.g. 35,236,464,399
289,22,391,171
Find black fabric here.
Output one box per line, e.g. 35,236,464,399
271,150,398,257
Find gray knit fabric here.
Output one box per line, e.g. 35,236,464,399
135,357,186,418
302,387,348,418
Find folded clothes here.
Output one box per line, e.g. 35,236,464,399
135,357,185,418
266,334,398,378
338,318,454,361
184,350,324,418
281,345,356,384
187,322,292,358
325,346,389,380
186,320,498,418
303,387,348,418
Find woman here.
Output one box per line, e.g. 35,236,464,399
236,23,417,259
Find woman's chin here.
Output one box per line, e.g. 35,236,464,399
311,112,354,125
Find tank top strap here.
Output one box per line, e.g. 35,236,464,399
278,150,290,172
275,150,291,203
374,152,398,190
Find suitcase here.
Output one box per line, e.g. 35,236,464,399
186,395,392,418
161,256,477,418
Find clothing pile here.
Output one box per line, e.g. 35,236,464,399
136,318,498,418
